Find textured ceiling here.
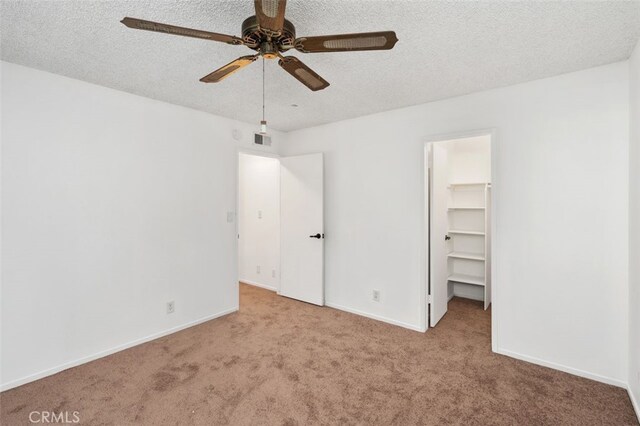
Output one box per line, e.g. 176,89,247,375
2,1,640,131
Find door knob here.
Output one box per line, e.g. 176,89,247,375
444,235,451,241
309,233,322,239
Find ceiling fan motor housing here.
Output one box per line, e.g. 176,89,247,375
241,15,296,55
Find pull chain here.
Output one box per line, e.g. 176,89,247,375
260,57,267,134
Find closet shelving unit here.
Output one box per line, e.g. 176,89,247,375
446,182,491,309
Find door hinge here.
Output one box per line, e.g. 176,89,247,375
427,294,433,304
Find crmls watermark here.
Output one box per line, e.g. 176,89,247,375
28,411,80,424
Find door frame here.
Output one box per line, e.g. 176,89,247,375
421,129,498,352
236,148,282,302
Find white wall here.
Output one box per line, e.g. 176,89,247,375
448,137,491,184
0,62,281,390
629,39,640,416
281,62,629,386
238,153,280,291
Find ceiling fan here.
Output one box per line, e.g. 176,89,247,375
121,0,398,91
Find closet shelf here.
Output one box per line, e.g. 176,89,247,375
447,251,485,261
448,273,485,286
448,229,485,236
447,182,488,188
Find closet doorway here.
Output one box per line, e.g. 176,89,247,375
424,132,494,330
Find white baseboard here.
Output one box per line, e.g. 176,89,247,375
496,347,627,388
325,301,425,332
0,307,238,392
239,279,277,292
629,386,640,422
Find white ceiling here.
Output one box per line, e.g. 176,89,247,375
2,1,639,131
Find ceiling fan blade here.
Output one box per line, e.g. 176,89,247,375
254,0,287,35
294,31,398,53
278,56,329,91
121,17,243,45
200,55,259,83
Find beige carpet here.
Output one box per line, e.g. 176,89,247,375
1,284,637,425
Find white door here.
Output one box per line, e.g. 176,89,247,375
280,153,324,305
430,143,449,326
484,185,492,310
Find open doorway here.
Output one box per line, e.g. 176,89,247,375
238,152,281,293
425,132,493,331
237,151,325,307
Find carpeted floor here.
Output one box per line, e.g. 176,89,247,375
1,284,638,425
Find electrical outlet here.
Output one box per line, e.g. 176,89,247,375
167,301,175,314
372,290,380,302
256,265,261,274
258,210,263,219
272,269,276,278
